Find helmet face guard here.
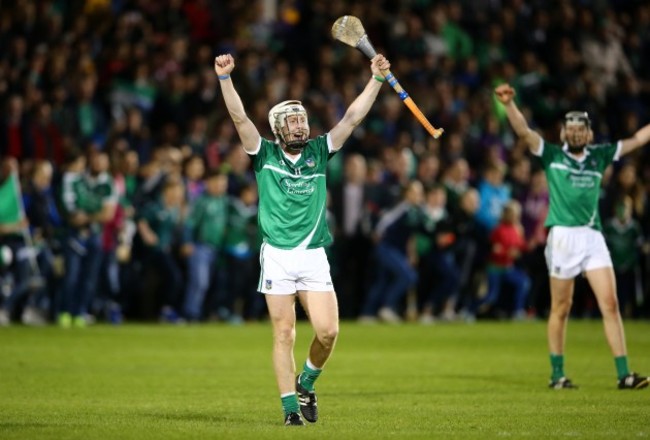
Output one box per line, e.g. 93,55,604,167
562,111,592,153
268,100,310,150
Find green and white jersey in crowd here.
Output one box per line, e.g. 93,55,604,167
86,172,118,209
60,171,101,217
251,135,336,250
533,140,621,231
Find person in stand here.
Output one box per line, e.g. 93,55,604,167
359,180,427,323
58,150,114,328
181,171,229,322
215,52,391,425
223,183,264,321
495,83,650,390
136,179,185,323
603,196,645,318
467,200,530,321
417,184,460,323
21,160,62,324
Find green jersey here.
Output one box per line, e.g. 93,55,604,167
136,200,180,251
534,141,620,231
185,194,229,248
252,135,336,250
224,198,258,257
59,172,101,217
87,172,118,207
603,218,642,271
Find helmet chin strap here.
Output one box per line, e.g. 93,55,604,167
566,131,588,154
283,140,308,152
280,128,309,152
567,144,586,154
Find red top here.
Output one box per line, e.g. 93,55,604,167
489,222,527,267
32,122,64,165
7,124,22,158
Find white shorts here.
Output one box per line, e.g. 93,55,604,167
258,243,334,295
544,226,613,279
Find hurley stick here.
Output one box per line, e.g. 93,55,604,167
332,15,444,139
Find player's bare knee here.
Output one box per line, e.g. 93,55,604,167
599,297,620,317
274,325,296,346
551,300,572,320
317,326,339,348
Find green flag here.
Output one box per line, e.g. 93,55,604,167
0,173,23,224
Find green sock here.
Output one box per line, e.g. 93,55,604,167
299,360,322,392
550,354,565,381
281,393,299,416
614,356,630,380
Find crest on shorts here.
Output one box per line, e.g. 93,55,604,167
265,279,272,290
554,266,561,275
305,157,315,168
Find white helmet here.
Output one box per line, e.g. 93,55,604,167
268,100,310,150
564,111,591,128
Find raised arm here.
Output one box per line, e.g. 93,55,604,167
620,123,650,157
494,84,543,155
214,54,261,153
329,54,391,151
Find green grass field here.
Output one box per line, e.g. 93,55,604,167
1,320,649,439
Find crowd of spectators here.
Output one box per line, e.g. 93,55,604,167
1,0,649,326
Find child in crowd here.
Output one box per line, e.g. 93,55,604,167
468,200,530,321
136,179,185,323
223,183,264,321
603,196,646,318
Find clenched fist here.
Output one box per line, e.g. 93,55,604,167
494,83,516,105
370,54,391,77
214,54,235,76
